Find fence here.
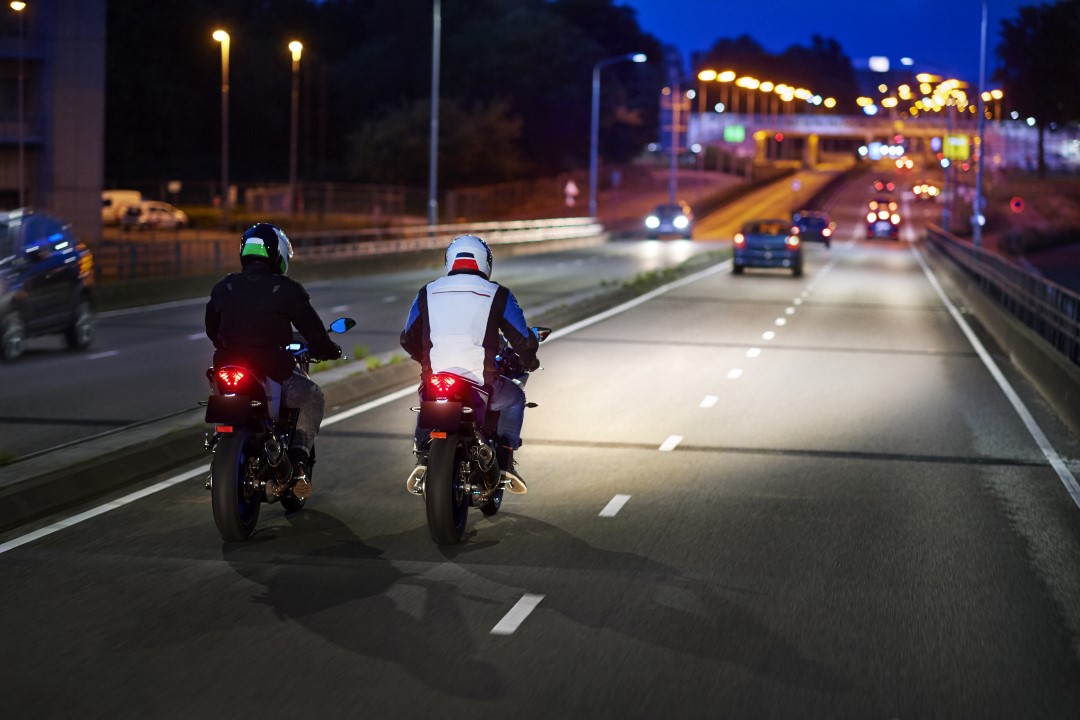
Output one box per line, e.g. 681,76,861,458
92,217,604,282
925,225,1080,366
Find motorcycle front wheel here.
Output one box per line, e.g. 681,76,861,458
211,426,261,541
424,436,468,544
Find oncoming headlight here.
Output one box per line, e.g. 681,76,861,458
645,216,660,229
673,216,689,229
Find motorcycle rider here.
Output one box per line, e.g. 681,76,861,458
400,234,539,493
205,222,342,500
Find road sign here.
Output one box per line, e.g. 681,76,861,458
944,135,970,161
1010,196,1025,213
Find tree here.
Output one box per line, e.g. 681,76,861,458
995,0,1080,176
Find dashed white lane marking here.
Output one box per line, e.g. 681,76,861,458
659,435,683,452
88,351,119,360
913,247,1080,510
700,395,718,408
727,368,743,380
774,318,787,326
187,333,206,341
599,494,632,518
332,305,350,312
746,348,761,358
785,307,796,315
793,298,803,306
382,296,397,304
801,291,809,298
491,594,545,635
762,331,776,340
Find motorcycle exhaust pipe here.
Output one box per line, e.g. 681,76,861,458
265,436,293,482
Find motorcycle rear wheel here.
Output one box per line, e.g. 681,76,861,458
424,436,468,544
211,426,261,541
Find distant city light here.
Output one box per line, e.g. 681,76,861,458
714,102,725,113
1011,111,1020,120
941,158,951,168
631,54,647,63
686,89,697,99
900,57,914,66
690,143,702,153
1027,117,1036,126
869,56,890,72
862,104,879,116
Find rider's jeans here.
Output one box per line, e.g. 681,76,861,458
489,376,526,450
282,368,324,454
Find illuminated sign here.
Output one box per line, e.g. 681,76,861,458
944,135,970,160
723,125,746,143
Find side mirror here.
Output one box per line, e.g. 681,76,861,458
330,317,356,334
532,326,552,342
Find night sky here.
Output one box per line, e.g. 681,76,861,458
620,0,1037,83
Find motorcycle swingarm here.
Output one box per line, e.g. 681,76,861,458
205,394,254,424
418,400,464,432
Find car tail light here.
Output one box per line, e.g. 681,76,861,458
889,202,898,211
891,214,901,224
428,373,458,396
866,212,876,223
733,233,745,246
786,236,800,248
869,201,879,210
216,368,247,391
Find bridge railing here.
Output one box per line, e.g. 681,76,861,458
92,217,603,282
925,225,1080,366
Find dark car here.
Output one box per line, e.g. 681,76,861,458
872,178,896,193
866,197,901,240
792,210,836,248
0,208,95,361
644,202,693,239
733,219,802,277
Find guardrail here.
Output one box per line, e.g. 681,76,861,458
925,225,1080,366
93,217,603,282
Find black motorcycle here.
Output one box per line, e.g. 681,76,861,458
203,317,356,541
409,326,551,544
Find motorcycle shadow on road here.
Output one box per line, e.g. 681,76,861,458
220,509,507,700
438,512,852,695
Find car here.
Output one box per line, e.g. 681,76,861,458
866,197,901,240
732,219,802,277
872,178,896,193
644,202,693,239
912,181,940,201
120,200,189,231
101,189,142,225
0,208,95,361
792,210,836,248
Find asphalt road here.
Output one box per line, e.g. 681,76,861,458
4,171,1080,717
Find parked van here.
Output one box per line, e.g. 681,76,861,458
101,190,142,225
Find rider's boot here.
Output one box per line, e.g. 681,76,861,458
289,447,312,500
497,445,527,494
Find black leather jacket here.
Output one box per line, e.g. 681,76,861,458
205,262,340,381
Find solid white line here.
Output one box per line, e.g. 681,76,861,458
912,247,1080,510
659,435,683,452
490,593,544,635
0,466,208,555
187,332,206,341
98,297,208,318
727,368,743,380
88,351,119,360
599,494,632,517
322,386,417,425
382,296,398,303
331,305,349,313
700,395,718,408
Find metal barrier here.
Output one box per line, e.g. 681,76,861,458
93,217,603,282
925,225,1080,366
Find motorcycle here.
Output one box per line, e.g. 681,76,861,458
203,317,356,541
408,326,551,545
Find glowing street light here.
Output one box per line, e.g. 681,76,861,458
11,1,25,206
589,52,646,219
212,29,230,228
288,41,302,214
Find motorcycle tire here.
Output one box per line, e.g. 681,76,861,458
479,488,503,517
211,426,261,541
424,436,468,544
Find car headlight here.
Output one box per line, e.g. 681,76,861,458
645,216,660,229
891,214,901,224
673,216,689,229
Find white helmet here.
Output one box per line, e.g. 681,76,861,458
444,234,493,278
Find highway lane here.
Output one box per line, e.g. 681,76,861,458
0,240,716,460
4,174,1080,717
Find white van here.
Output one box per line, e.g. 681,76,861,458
101,190,142,225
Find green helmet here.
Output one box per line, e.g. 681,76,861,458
240,222,294,274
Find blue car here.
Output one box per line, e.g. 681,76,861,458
732,219,802,277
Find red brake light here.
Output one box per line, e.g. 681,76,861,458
216,368,246,390
428,374,457,395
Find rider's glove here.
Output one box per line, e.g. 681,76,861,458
317,343,343,361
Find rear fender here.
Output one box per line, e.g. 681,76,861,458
419,400,464,432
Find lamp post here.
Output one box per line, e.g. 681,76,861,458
288,41,302,215
11,1,25,207
973,0,988,248
428,0,441,227
589,52,646,219
716,70,735,115
696,69,716,115
212,30,230,228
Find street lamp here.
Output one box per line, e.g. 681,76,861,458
589,52,645,219
428,0,440,227
212,29,230,228
715,70,735,114
696,69,716,115
11,1,25,207
288,40,302,214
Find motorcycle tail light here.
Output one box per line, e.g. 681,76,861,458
428,373,458,396
216,368,247,391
